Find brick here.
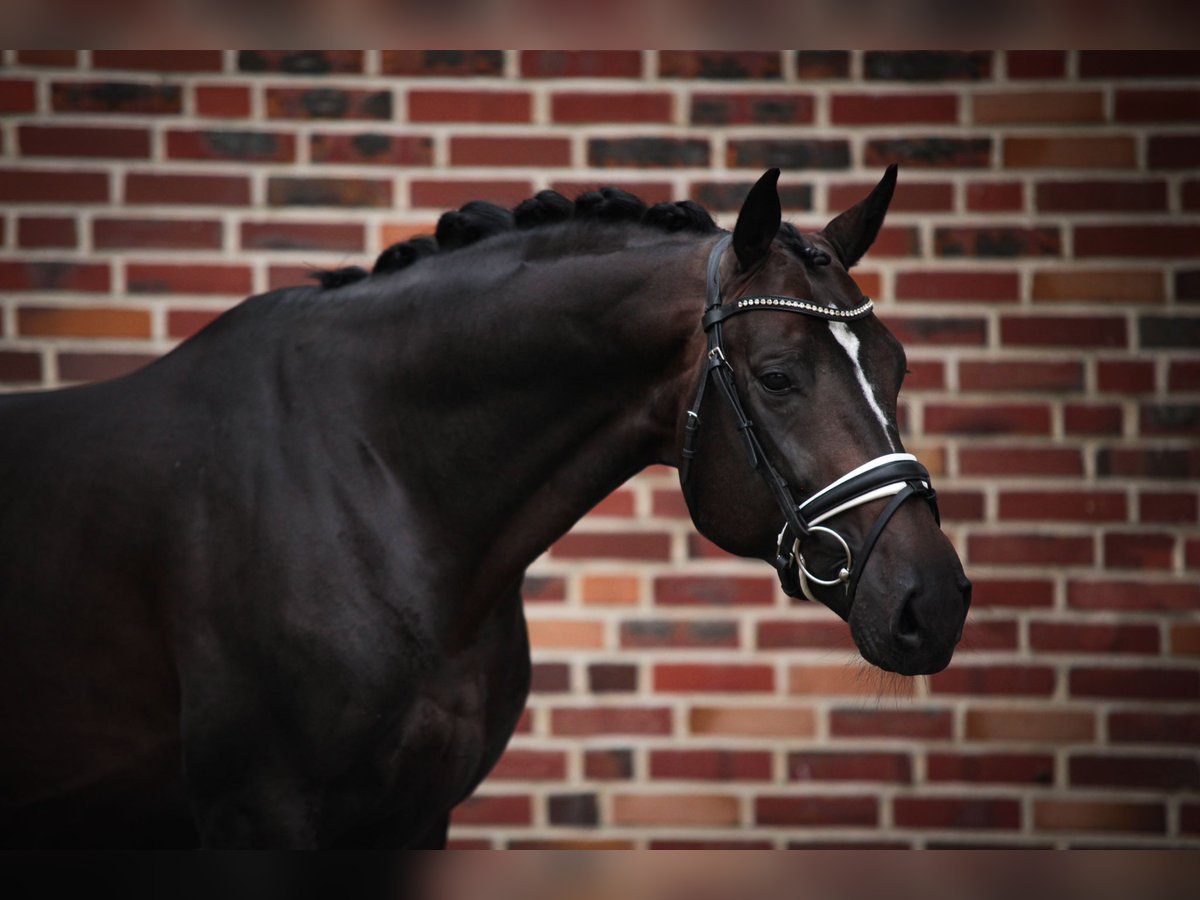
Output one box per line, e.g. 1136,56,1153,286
451,794,531,826
548,793,598,827
794,51,851,79
936,226,1060,258
239,222,363,253
689,705,815,737
553,180,675,205
93,218,222,250
0,351,42,382
651,839,773,850
902,360,947,390
411,90,532,123
239,50,364,75
974,91,1104,124
965,708,1094,743
894,271,1019,302
16,51,77,67
580,575,640,606
969,533,1094,567
959,619,1020,652
51,81,181,114
1007,51,1066,79
126,263,251,296
1141,316,1200,348
756,620,854,650
1149,135,1200,168
585,749,633,780
727,139,851,170
998,490,1127,523
125,172,250,206
528,619,605,650
1069,667,1199,700
18,217,77,249
451,136,570,167
1030,622,1159,654
520,51,640,78
1114,89,1200,122
58,352,157,383
864,51,992,80
654,664,773,693
959,361,1083,392
620,620,738,649
659,51,781,80
0,168,109,204
865,137,991,168
267,177,392,208
828,181,954,213
1104,531,1175,570
1078,225,1200,258
1034,800,1165,834
489,749,568,781
893,798,1020,830
312,133,434,166
18,306,148,339
551,706,672,736
927,752,1054,785
92,50,222,71
1108,712,1200,745
930,665,1056,696
788,665,915,698
1141,403,1200,436
755,796,877,827
1079,51,1200,79
924,403,1052,436
523,575,566,603
959,447,1083,478
1068,579,1200,611
0,261,109,293
1168,362,1200,391
965,181,1024,211
880,315,988,346
166,309,222,340
589,138,710,169
0,79,36,112
692,180,812,213
20,125,151,159
1070,755,1200,790
691,93,813,126
1037,180,1169,214
1000,315,1127,348
587,663,636,693
654,575,774,607
651,750,771,781
788,752,912,784
831,93,957,124
1004,136,1137,168
1032,269,1164,303
829,708,953,739
265,87,392,120
195,85,251,118
166,129,295,162
551,531,670,561
1096,447,1200,480
410,179,533,210
1140,491,1198,523
1098,360,1155,393
1064,403,1123,436
612,794,739,827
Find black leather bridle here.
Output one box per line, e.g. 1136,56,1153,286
680,234,940,610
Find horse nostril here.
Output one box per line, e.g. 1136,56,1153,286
895,599,921,649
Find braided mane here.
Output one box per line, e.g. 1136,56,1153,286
313,186,827,289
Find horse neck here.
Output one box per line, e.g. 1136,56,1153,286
351,230,711,600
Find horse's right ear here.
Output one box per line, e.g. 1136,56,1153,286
732,168,781,270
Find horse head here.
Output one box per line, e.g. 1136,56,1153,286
680,167,970,676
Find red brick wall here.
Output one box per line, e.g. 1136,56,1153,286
1,50,1197,848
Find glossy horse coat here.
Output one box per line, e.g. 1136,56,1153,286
0,170,969,847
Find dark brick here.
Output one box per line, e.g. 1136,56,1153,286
865,51,993,81
727,139,849,170
588,138,710,168
588,663,638,693
238,50,364,75
530,662,570,693
0,351,42,382
795,51,851,79
691,181,812,212
1079,51,1200,79
266,88,392,121
1140,316,1200,348
91,50,222,72
166,129,295,163
519,51,638,78
690,93,813,126
51,81,181,114
548,793,598,827
866,137,992,168
267,177,393,208
936,226,1061,258
310,133,433,166
659,51,782,80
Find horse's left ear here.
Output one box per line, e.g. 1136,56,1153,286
821,164,898,269
732,168,782,271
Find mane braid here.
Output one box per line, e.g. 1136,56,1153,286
314,187,721,290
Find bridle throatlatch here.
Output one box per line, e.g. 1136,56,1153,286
680,234,940,608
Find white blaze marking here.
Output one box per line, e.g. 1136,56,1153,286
828,321,896,450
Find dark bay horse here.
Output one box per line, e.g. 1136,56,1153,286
0,167,969,848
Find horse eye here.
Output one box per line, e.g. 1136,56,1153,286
760,371,792,393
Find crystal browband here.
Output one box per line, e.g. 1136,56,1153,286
702,296,874,329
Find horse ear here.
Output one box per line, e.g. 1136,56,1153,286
822,164,898,269
732,168,782,270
